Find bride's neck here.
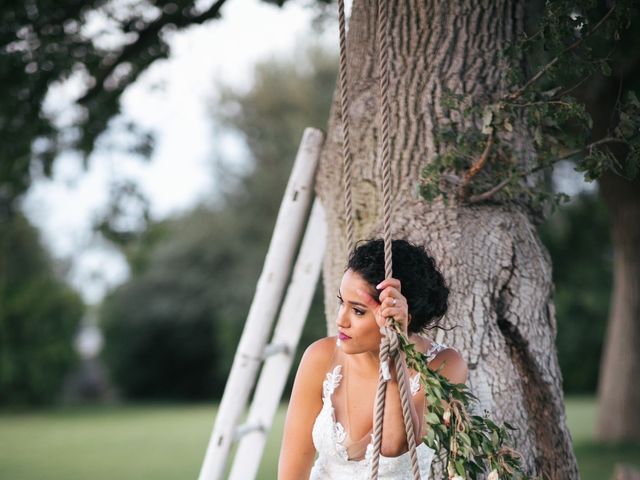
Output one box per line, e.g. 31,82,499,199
347,349,381,376
346,333,420,374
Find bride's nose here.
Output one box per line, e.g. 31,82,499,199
336,306,349,329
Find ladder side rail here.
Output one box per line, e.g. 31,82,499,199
198,128,325,480
229,199,326,480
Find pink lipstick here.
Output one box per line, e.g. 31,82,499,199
338,332,351,341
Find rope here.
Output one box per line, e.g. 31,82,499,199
338,0,355,253
370,0,420,477
336,1,421,478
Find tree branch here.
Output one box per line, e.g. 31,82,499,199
467,176,513,204
467,136,628,204
78,0,228,105
553,74,593,99
506,5,617,101
458,132,495,200
505,100,575,108
557,136,627,162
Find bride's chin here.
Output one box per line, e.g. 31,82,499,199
338,342,358,354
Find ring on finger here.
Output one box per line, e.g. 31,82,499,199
391,298,397,306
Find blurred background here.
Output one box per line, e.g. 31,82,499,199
0,1,638,479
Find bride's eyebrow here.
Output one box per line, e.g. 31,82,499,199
337,289,367,308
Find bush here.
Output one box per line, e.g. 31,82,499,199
101,267,219,400
0,214,84,405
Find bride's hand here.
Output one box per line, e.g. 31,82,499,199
357,277,409,337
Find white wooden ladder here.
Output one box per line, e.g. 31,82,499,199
198,127,326,480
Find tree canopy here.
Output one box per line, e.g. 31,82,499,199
0,0,331,210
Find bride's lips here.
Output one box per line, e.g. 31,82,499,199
338,332,351,340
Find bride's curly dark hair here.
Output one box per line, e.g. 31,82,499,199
346,238,449,333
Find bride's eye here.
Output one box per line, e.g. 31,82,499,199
353,308,364,316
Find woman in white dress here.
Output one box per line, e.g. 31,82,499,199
278,239,468,479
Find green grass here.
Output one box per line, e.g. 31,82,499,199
0,397,637,480
565,396,640,480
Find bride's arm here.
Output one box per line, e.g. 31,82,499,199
278,338,332,480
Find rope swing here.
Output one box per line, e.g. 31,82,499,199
337,1,421,478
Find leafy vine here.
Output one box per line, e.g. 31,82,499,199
398,333,538,480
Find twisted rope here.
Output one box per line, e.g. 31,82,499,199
392,344,421,479
338,0,355,253
373,0,420,478
369,329,391,477
336,1,420,478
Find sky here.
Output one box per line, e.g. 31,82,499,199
22,0,339,304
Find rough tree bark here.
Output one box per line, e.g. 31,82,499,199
596,171,640,441
314,1,579,478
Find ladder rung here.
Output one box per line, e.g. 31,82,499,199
262,342,289,359
234,422,265,441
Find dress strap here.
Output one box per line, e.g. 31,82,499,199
322,365,343,400
425,341,449,361
321,339,344,401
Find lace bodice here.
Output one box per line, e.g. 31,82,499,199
308,341,449,480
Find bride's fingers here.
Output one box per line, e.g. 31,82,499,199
376,278,401,293
384,296,406,308
380,305,404,315
378,286,402,303
379,306,408,324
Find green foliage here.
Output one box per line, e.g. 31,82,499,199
400,335,536,480
420,1,640,208
0,214,84,405
100,46,335,399
100,230,219,399
539,191,612,393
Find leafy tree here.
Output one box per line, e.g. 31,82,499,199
539,191,612,393
0,0,329,211
100,46,335,399
0,213,84,405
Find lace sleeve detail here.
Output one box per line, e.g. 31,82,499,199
425,341,450,361
322,365,343,400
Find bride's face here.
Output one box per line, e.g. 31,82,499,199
335,269,382,355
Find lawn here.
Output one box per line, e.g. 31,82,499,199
0,397,637,480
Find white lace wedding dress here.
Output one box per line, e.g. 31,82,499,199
308,341,449,480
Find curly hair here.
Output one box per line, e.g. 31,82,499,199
346,238,449,333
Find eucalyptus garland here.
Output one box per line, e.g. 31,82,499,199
397,333,539,480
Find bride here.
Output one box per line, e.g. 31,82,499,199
278,238,468,479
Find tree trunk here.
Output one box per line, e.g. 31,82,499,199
314,1,578,478
578,54,640,441
596,171,640,441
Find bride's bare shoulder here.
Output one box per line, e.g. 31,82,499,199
409,334,430,353
297,337,337,380
412,334,468,385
